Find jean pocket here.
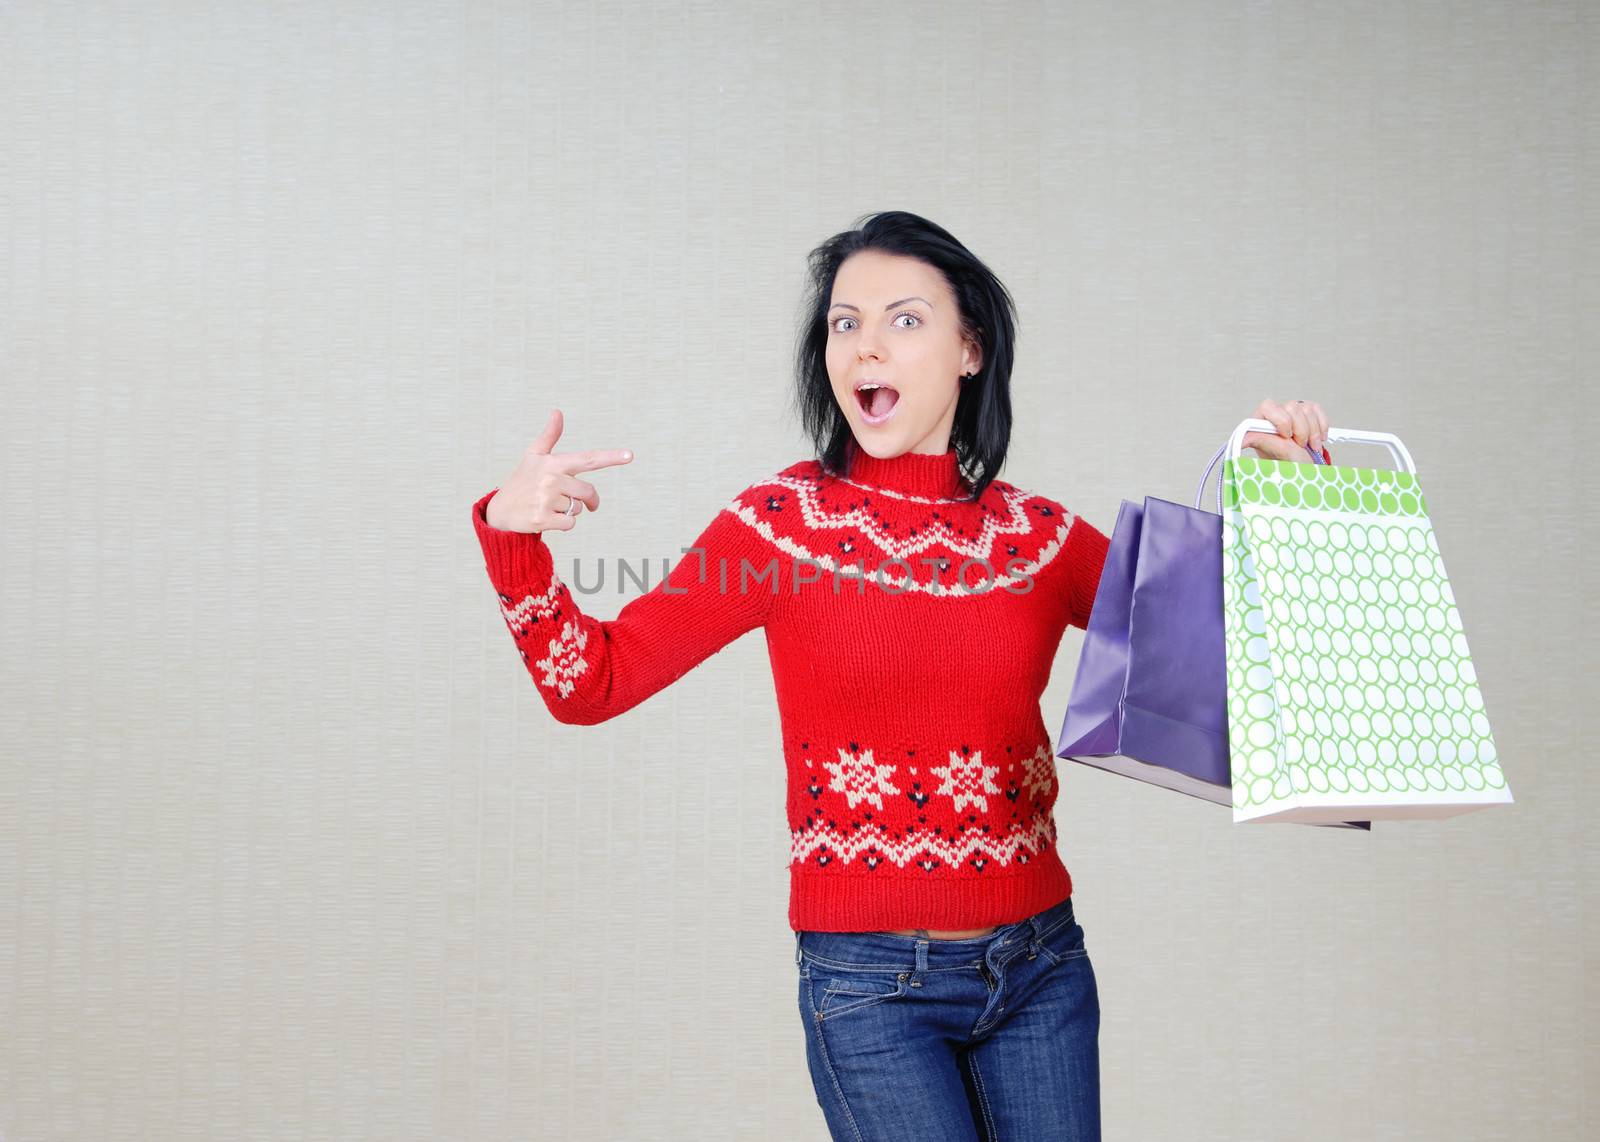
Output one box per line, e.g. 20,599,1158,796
1036,917,1089,966
817,971,908,1020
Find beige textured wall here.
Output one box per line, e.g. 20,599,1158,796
1,1,1591,1139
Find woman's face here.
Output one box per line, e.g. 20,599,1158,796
825,250,982,459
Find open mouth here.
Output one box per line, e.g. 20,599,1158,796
855,381,900,425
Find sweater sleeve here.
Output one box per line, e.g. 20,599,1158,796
1061,513,1111,631
471,487,778,725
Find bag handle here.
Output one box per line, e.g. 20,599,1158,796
1193,420,1419,514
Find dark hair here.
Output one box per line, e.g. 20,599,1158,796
789,210,1016,502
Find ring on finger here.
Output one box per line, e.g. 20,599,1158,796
565,496,579,517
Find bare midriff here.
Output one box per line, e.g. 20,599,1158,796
882,926,1000,940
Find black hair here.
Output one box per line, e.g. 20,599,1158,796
789,210,1016,502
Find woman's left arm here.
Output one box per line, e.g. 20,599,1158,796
1062,514,1112,632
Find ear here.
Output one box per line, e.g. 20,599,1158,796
963,338,983,376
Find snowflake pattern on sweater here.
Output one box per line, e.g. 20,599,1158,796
471,444,1111,932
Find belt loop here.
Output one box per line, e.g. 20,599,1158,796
794,931,803,966
914,937,929,975
1026,912,1043,960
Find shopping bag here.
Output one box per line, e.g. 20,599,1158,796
1219,419,1512,823
1056,441,1371,829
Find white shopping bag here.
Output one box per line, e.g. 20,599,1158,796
1219,420,1512,824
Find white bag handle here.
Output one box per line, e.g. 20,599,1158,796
1194,419,1419,514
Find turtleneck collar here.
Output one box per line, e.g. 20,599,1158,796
841,441,970,500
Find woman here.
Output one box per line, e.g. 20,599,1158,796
472,211,1331,1141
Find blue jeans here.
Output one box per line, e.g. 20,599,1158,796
794,894,1100,1141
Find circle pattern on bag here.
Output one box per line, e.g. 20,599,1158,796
1220,457,1507,811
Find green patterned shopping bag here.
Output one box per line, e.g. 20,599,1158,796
1219,420,1511,824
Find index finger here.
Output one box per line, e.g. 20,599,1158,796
1257,402,1293,437
559,448,634,474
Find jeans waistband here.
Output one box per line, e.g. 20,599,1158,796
794,893,1076,970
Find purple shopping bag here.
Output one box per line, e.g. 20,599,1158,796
1055,444,1371,830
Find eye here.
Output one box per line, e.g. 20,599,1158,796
828,311,923,333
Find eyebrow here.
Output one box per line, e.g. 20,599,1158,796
826,295,934,314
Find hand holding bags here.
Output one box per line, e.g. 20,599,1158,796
1219,419,1512,823
1055,434,1372,829
1055,418,1510,827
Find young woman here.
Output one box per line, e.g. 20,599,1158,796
472,211,1332,1141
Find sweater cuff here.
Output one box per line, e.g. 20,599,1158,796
471,488,556,597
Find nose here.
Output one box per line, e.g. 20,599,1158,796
854,326,885,361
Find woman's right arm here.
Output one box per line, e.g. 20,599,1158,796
472,491,777,724
472,410,778,725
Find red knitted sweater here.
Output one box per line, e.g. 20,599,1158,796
471,444,1111,932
